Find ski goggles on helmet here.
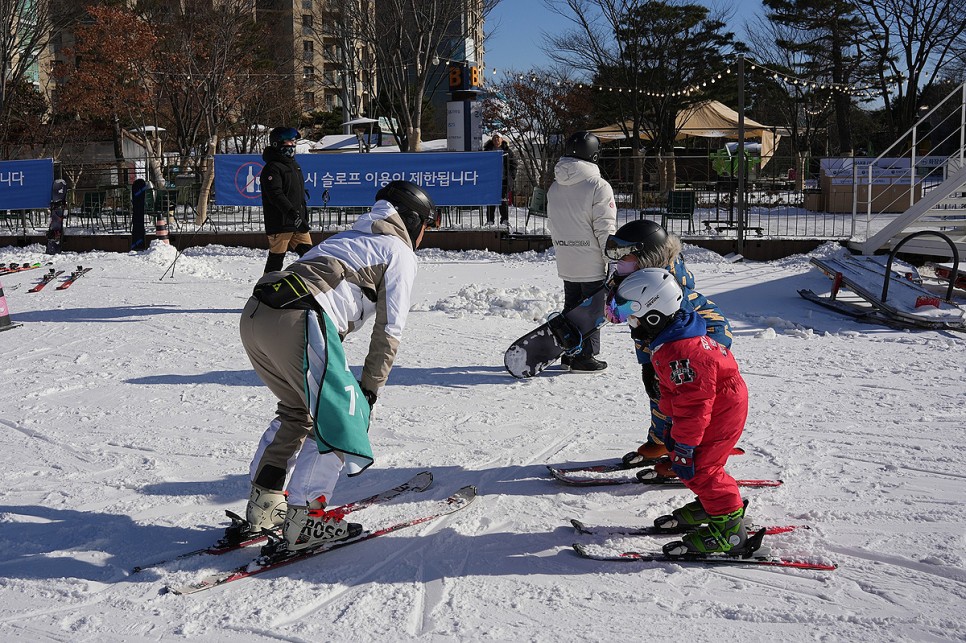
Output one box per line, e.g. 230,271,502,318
604,235,644,260
605,288,637,324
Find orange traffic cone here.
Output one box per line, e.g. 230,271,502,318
155,216,170,244
0,279,22,332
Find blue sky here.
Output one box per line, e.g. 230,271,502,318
483,1,764,78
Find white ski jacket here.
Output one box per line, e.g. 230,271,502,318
288,200,418,393
547,157,617,282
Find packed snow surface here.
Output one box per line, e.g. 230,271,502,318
0,240,964,642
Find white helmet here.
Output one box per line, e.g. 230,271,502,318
606,268,683,332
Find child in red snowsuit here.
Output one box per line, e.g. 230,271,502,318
608,267,750,554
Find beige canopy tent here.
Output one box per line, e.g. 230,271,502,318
590,100,779,166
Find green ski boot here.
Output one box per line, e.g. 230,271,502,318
663,507,751,556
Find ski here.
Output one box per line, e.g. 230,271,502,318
572,529,836,571
164,484,477,595
28,269,65,293
570,518,807,537
572,542,835,570
550,447,745,476
56,266,92,290
0,262,44,276
132,470,434,573
548,465,782,488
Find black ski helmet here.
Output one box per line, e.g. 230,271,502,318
269,127,299,147
604,219,669,261
375,180,437,245
563,131,601,163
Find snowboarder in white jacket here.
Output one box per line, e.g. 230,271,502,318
238,180,436,552
547,131,617,372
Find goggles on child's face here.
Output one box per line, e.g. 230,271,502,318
605,290,638,324
604,235,642,261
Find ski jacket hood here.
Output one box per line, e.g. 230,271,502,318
553,156,600,185
651,309,707,351
353,199,416,249
279,199,419,393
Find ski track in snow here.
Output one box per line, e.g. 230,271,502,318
0,241,964,640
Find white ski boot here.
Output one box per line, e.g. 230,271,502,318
283,497,361,551
245,484,287,531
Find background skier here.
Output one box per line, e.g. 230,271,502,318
546,131,617,372
260,126,313,274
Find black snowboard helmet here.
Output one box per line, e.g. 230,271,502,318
563,131,601,163
375,180,437,246
604,220,669,262
269,127,299,158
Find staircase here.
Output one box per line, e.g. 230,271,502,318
852,82,966,259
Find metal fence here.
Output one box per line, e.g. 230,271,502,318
2,145,886,244
2,183,862,241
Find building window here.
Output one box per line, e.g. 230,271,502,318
303,66,315,81
302,0,312,9
304,92,315,108
302,14,313,35
303,40,314,62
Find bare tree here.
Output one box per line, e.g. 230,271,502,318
484,70,593,191
0,0,61,157
139,0,268,225
56,5,165,186
860,0,966,138
366,0,499,151
545,0,740,197
746,16,836,189
305,0,377,127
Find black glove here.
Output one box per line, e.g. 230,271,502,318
642,363,660,400
359,384,377,410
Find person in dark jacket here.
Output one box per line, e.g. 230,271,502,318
483,132,518,225
261,127,312,274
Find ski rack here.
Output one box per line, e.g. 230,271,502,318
799,231,964,331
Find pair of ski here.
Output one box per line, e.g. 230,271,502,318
548,447,783,488
138,472,477,595
570,518,837,570
28,266,90,293
0,262,46,276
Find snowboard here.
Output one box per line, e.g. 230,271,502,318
131,179,147,251
504,288,608,378
45,179,68,255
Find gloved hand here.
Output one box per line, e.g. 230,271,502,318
669,443,696,480
660,427,675,453
641,363,659,400
359,384,377,410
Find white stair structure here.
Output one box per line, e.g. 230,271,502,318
851,82,966,259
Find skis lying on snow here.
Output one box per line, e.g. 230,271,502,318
572,528,837,571
164,484,477,595
132,470,433,573
0,262,47,276
27,269,65,293
56,265,92,290
570,518,807,537
547,465,782,488
550,447,745,476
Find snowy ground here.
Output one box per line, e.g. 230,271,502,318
0,240,964,642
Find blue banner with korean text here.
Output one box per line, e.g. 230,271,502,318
0,159,55,210
214,152,503,207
